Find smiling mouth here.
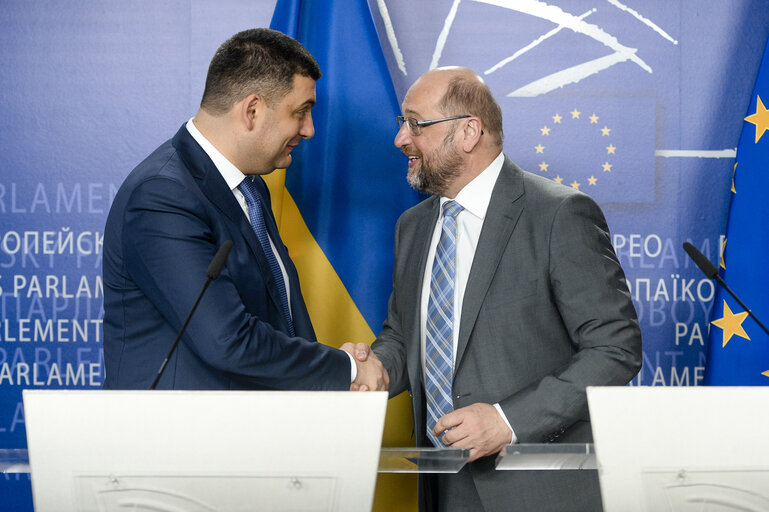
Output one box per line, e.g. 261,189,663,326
407,155,421,169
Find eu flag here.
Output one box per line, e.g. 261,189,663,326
505,97,655,203
704,39,769,385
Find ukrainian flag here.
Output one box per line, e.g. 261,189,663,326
704,39,769,385
268,1,421,509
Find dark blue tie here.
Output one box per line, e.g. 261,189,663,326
238,177,295,337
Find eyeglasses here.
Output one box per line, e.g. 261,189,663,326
396,115,471,136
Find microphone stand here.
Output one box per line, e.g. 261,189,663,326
150,241,233,389
683,242,769,337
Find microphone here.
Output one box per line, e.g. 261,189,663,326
150,240,233,390
683,242,718,279
683,242,769,337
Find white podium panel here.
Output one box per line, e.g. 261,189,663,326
588,387,769,512
24,390,387,512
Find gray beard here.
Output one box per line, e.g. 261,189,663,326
406,132,462,196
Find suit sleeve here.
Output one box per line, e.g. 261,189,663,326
121,174,351,390
371,217,410,398
499,193,642,442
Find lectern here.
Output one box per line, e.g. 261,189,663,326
23,390,387,512
588,386,769,512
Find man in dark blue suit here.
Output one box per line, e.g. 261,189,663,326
103,28,386,391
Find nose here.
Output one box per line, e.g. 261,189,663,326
394,122,411,148
300,111,315,139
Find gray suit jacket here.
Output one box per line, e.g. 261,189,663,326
372,156,642,511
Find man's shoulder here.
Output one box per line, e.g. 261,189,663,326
501,157,594,212
108,132,203,225
504,158,576,199
121,136,196,191
397,195,437,224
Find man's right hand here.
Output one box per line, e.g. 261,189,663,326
341,342,389,391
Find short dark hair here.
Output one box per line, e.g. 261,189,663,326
439,75,503,146
200,28,321,114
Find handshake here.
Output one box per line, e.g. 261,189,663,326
340,342,389,392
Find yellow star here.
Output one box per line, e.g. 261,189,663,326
553,114,562,123
540,126,551,135
711,300,750,347
763,370,769,378
539,161,549,172
745,94,769,143
589,114,599,124
601,125,611,136
554,175,563,184
588,176,597,186
606,144,616,154
731,162,736,194
535,144,545,153
720,238,726,270
602,162,612,172
570,109,581,119
570,180,580,190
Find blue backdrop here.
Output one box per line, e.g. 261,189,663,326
2,1,768,510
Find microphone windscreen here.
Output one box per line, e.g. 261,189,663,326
206,240,233,280
683,242,718,279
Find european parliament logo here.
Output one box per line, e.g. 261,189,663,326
504,97,655,203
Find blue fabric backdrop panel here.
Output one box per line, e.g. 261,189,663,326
0,2,276,510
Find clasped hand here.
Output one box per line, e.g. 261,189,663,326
340,342,389,392
433,403,512,462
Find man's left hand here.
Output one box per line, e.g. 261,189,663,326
434,403,512,462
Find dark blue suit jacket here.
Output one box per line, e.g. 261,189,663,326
103,124,350,390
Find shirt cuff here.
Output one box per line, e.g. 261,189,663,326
493,403,517,444
345,351,357,383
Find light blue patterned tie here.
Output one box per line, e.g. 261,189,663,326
425,200,463,447
238,177,295,337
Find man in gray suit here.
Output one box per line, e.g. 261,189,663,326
367,67,642,511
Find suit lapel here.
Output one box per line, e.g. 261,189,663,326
173,126,244,226
407,198,441,390
172,126,289,329
455,157,525,368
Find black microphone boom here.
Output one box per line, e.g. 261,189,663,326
150,240,233,390
683,242,769,337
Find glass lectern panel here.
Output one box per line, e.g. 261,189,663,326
495,443,596,470
378,448,470,473
0,449,29,473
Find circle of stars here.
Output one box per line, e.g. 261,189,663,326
534,108,616,191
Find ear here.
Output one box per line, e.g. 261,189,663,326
461,117,483,153
240,93,263,131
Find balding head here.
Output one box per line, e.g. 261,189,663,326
395,67,503,197
408,67,503,148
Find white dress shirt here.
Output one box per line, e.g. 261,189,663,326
420,151,516,443
185,119,357,382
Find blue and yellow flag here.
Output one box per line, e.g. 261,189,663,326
269,1,420,509
704,39,769,385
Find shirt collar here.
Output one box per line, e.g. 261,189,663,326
441,151,504,220
186,118,247,191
